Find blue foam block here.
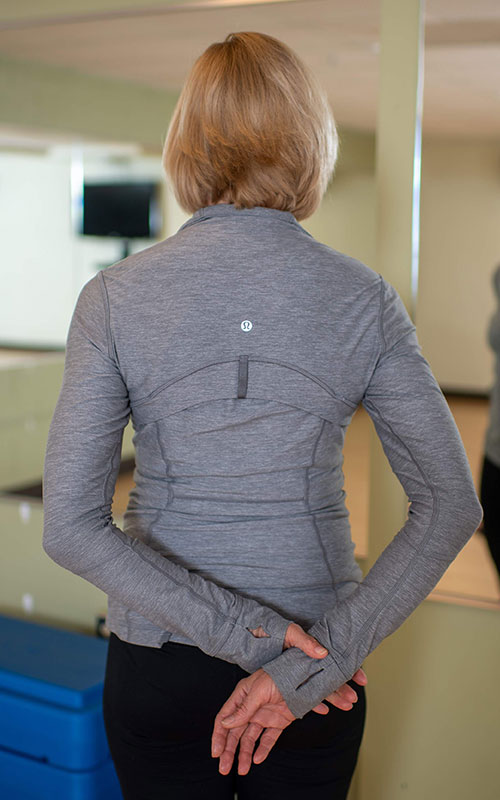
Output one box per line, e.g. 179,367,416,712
0,614,107,709
0,613,123,799
0,745,122,800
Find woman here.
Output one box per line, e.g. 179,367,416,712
42,31,482,800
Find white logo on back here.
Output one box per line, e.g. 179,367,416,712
241,320,253,332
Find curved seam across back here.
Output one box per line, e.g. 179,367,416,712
133,395,348,429
133,359,236,407
132,356,358,410
250,357,358,408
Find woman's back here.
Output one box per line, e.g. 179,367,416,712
106,201,381,641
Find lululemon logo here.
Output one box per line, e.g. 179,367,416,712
241,320,253,332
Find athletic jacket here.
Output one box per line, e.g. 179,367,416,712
42,202,483,719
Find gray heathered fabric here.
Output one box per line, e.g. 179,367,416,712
484,264,500,469
42,202,483,719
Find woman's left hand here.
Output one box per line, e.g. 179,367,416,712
210,666,367,776
211,669,295,776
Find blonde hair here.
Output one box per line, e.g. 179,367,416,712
162,31,339,221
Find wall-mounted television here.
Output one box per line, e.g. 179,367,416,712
79,181,162,250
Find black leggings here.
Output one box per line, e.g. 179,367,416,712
102,631,366,800
480,454,500,577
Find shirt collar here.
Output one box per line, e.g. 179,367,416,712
178,202,301,232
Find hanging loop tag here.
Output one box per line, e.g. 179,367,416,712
237,355,249,399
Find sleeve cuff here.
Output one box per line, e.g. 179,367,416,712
261,645,352,719
212,610,292,673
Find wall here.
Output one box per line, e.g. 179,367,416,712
303,129,377,268
0,496,110,634
418,137,500,392
359,598,500,800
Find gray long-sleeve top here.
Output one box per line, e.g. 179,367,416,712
42,202,483,719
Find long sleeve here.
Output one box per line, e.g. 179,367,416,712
42,271,293,673
261,277,483,718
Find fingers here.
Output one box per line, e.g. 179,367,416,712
311,702,330,714
217,723,247,775
214,680,248,726
352,666,368,685
211,726,227,759
252,727,283,766
283,622,329,659
312,674,367,713
216,721,284,776
239,705,294,730
248,625,270,638
236,722,264,775
324,682,359,710
220,672,282,729
220,695,259,729
212,712,231,758
213,700,294,776
228,723,284,774
212,678,250,759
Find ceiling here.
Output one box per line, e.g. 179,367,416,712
1,0,500,140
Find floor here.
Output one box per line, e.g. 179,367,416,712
112,394,500,613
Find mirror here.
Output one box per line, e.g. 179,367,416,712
1,1,499,654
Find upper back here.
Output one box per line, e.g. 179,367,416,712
102,203,383,431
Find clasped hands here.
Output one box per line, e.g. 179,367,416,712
211,621,367,776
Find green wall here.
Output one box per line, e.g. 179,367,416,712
0,54,177,151
0,356,134,492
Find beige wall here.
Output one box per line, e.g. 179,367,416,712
418,137,500,392
303,130,377,268
359,598,500,800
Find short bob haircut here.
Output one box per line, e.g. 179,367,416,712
162,31,339,221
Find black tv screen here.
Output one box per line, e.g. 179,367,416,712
81,181,161,239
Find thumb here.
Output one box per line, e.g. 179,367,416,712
220,691,261,727
284,623,329,659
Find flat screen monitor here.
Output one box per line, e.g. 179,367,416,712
81,181,161,239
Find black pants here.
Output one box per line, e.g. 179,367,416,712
480,454,500,577
102,631,366,800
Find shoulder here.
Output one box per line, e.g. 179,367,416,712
86,234,187,309
98,236,176,283
291,225,381,293
294,236,383,303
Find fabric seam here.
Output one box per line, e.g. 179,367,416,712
305,418,339,602
97,270,115,361
134,395,348,429
133,356,358,410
